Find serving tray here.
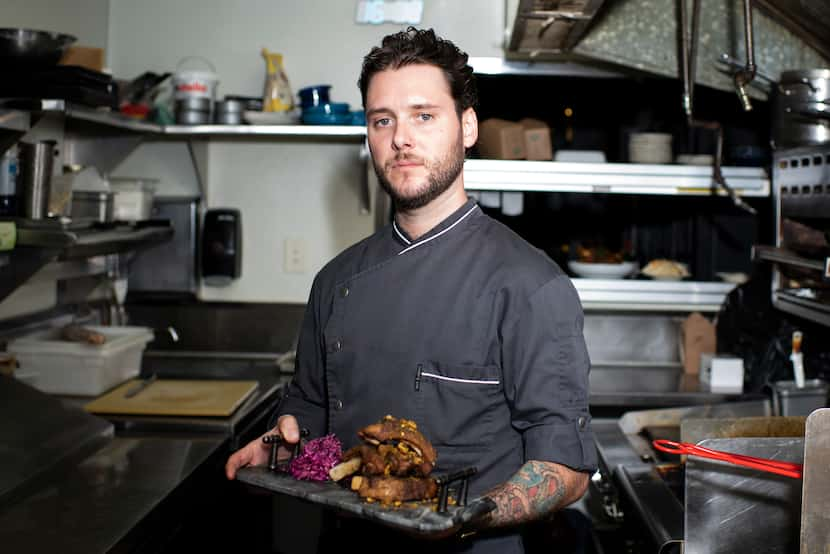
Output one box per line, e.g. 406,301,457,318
236,467,494,536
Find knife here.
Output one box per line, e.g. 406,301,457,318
124,373,157,398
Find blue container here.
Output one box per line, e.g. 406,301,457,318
297,85,331,109
302,102,349,116
302,111,354,126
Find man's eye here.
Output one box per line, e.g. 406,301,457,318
418,113,433,121
374,118,392,127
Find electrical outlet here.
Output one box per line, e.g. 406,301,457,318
284,238,306,273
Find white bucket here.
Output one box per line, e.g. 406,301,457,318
173,57,218,100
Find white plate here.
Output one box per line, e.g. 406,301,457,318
568,260,637,279
243,110,300,125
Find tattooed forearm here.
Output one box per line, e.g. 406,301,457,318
483,460,585,528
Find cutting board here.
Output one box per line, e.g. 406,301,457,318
84,379,259,417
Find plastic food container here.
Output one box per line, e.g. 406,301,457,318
172,57,218,101
110,177,157,221
7,326,154,396
71,190,114,223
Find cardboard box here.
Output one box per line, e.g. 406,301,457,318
680,312,716,375
477,118,526,160
60,46,105,72
519,118,553,160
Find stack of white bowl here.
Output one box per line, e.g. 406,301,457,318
629,132,673,164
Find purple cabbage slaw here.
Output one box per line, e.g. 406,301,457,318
288,434,343,481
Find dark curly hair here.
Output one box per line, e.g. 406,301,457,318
358,27,478,116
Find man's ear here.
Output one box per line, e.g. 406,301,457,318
461,107,478,149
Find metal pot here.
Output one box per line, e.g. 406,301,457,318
0,28,76,67
772,69,830,148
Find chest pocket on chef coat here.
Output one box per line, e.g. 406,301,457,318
416,361,504,450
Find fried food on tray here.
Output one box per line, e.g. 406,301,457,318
329,415,438,503
575,245,625,264
350,475,438,503
642,258,690,278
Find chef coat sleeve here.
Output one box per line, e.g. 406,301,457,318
501,274,597,472
268,275,328,437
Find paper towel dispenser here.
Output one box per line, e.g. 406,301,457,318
201,208,241,287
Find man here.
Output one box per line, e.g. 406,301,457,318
226,28,596,553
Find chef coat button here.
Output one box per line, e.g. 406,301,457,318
332,340,341,352
340,286,349,298
334,399,343,410
578,416,587,429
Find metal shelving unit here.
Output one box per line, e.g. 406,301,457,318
572,278,736,312
464,159,770,197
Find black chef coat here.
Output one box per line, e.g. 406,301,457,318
275,197,597,553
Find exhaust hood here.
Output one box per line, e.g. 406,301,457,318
504,0,830,99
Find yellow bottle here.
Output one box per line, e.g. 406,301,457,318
262,48,294,113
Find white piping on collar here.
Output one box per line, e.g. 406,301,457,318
392,221,411,245
397,204,478,256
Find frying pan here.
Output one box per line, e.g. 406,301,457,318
0,28,77,67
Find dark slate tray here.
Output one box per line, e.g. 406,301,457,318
236,467,493,536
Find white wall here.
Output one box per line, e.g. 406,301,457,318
107,0,506,107
107,1,507,304
0,0,109,49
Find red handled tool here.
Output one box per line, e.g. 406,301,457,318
652,439,803,479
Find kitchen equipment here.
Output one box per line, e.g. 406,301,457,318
83,378,258,417
0,144,19,216
243,110,298,125
19,140,56,219
175,96,212,125
628,132,673,164
201,208,242,287
123,373,157,398
237,465,492,536
297,85,331,109
653,439,803,478
0,65,117,108
6,325,154,396
109,177,156,221
0,28,76,67
684,437,804,554
71,190,114,223
172,56,217,101
567,260,636,279
214,98,244,124
800,408,830,553
128,196,199,293
754,144,830,326
771,69,830,149
771,379,828,416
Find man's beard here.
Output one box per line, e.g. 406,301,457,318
373,135,465,211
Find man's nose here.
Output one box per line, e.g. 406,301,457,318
392,120,414,151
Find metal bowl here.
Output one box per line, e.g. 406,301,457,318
0,28,77,67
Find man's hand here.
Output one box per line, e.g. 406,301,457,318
225,415,301,480
480,460,589,528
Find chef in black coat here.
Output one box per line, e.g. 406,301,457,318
227,27,597,553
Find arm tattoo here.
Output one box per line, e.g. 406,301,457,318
484,460,568,527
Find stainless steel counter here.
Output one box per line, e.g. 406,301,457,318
0,435,223,553
0,360,289,553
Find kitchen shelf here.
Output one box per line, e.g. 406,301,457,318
572,278,736,312
773,290,830,327
464,159,770,197
17,220,174,259
1,100,369,139
65,102,367,139
0,220,173,304
752,244,829,275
